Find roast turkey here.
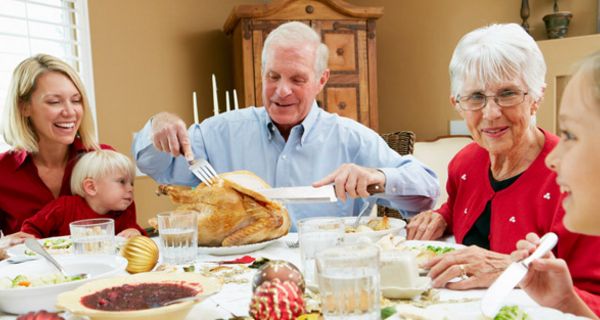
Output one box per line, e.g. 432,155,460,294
152,171,290,247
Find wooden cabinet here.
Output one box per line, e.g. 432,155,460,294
223,0,383,131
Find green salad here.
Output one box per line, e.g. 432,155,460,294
0,273,84,289
24,238,73,256
494,305,531,320
425,245,455,255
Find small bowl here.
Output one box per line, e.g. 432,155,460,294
0,255,127,314
342,216,406,243
57,272,222,320
381,276,431,299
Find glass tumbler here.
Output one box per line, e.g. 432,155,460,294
316,243,381,320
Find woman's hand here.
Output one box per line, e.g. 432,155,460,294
424,245,511,289
150,112,194,161
117,228,142,239
406,210,447,240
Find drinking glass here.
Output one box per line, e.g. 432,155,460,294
157,211,198,265
316,243,380,320
69,218,115,254
298,217,344,290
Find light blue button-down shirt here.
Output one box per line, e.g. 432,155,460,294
132,103,439,230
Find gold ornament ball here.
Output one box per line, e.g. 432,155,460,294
120,236,159,273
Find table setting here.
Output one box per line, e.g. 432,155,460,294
0,216,589,320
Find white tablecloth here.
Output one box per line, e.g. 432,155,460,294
0,233,561,320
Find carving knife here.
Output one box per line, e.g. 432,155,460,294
480,232,558,318
257,184,384,203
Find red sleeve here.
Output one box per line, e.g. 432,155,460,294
115,202,147,236
574,287,600,317
20,198,66,238
552,210,600,317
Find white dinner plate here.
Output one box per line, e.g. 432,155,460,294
387,300,587,320
197,237,280,256
7,235,127,258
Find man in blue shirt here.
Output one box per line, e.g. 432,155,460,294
132,22,439,229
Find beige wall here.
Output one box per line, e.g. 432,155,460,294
88,0,598,227
351,0,598,140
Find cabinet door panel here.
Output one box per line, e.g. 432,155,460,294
323,32,357,72
325,86,359,120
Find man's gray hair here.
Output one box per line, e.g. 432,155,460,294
261,21,329,77
449,23,546,101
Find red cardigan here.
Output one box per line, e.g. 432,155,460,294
21,195,146,238
437,128,600,315
0,139,113,234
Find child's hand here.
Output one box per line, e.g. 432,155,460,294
0,231,35,249
117,228,142,239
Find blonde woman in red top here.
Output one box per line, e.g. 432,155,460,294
0,54,112,245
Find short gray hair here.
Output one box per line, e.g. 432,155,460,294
261,21,329,77
449,23,546,101
71,150,135,197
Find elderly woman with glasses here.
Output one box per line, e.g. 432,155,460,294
406,24,600,313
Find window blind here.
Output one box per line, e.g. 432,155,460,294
0,0,95,152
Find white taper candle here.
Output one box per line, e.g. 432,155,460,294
192,91,199,124
233,89,239,110
212,74,219,116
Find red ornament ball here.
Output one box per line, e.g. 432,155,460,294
249,279,305,320
16,310,64,320
252,260,305,294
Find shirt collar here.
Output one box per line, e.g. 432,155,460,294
263,101,320,145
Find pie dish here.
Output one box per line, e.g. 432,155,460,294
56,272,221,320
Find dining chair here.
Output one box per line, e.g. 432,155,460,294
377,131,416,219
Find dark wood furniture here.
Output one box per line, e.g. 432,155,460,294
223,0,383,131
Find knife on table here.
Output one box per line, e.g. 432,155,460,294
257,183,385,203
480,232,558,318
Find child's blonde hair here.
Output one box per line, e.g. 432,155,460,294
71,150,136,197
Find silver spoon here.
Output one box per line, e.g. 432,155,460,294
352,200,376,229
24,238,88,280
159,292,217,307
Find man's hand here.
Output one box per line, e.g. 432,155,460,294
150,112,194,161
406,210,447,240
425,245,511,290
313,163,385,201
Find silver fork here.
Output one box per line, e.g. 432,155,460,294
286,239,299,248
188,158,220,186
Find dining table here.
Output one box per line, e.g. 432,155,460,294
0,232,586,320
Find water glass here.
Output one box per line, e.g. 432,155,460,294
157,211,198,265
69,218,115,254
298,217,344,289
316,243,380,320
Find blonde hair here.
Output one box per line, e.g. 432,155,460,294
261,21,329,78
71,150,135,197
1,54,98,153
574,51,600,109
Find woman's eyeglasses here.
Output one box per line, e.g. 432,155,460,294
457,90,528,111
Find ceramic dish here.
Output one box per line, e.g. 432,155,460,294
8,235,127,258
342,216,406,243
0,254,127,314
387,300,588,320
57,272,221,320
381,276,431,299
196,237,280,256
